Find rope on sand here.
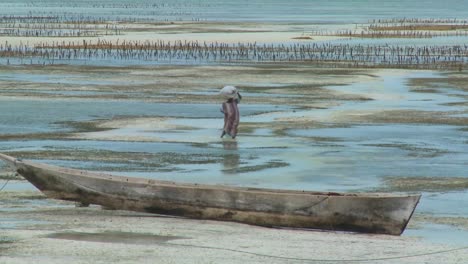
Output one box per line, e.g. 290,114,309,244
0,173,16,192
0,178,10,192
165,242,468,262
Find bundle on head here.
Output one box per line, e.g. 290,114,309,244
219,85,239,100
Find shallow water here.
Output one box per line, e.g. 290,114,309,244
0,98,286,134
419,191,468,217
1,69,465,189
323,71,465,112
1,0,468,23
0,218,49,229
405,223,468,246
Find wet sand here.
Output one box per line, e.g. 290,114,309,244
1,191,468,264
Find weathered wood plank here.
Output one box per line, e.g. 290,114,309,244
0,153,420,235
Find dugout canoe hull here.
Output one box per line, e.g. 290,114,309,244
0,153,420,235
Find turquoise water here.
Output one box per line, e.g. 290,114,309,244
1,70,465,193
0,98,287,134
1,0,467,23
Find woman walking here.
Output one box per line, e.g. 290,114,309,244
219,86,242,139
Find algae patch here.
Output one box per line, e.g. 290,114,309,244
7,149,221,172
0,190,46,200
413,214,468,230
0,237,15,244
380,177,468,192
0,236,15,254
363,143,450,158
47,231,185,245
409,75,468,93
342,110,468,126
222,160,289,174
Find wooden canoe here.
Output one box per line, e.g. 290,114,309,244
0,153,420,235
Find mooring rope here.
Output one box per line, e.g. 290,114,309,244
165,242,468,262
0,178,10,192
0,172,15,192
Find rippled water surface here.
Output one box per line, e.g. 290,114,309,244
1,0,468,23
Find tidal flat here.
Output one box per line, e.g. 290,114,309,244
1,64,467,263
1,0,468,262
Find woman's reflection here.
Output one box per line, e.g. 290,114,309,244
221,140,239,174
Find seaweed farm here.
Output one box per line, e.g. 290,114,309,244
313,18,468,38
0,18,123,37
1,0,468,263
2,15,468,69
2,40,468,69
1,1,468,69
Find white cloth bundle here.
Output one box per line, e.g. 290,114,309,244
219,85,239,99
